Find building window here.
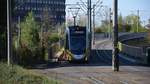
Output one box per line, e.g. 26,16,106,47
14,0,66,24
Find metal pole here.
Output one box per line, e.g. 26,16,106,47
87,0,92,59
93,5,96,45
18,16,21,48
87,1,89,30
112,0,119,71
109,8,112,39
89,0,92,34
58,25,61,49
88,0,92,51
7,0,10,65
104,6,109,38
137,10,139,33
73,16,76,26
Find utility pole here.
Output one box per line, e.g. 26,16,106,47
17,16,21,48
7,0,12,65
68,7,80,26
92,4,96,45
137,10,139,33
73,16,76,26
103,6,109,38
109,8,112,39
112,0,119,71
88,0,92,53
7,0,10,65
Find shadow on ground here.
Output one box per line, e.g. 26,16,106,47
29,50,150,69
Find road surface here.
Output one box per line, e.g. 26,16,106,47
31,34,150,84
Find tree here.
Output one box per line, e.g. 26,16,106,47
94,27,103,33
146,19,150,43
118,14,132,32
124,14,147,32
41,8,53,32
100,20,109,32
40,8,53,60
118,14,123,32
125,15,137,32
17,12,42,65
20,12,40,49
40,8,63,60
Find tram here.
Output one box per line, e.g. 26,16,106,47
64,26,90,62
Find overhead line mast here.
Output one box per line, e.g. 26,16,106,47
112,0,119,71
68,7,80,26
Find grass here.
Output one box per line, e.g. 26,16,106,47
0,62,61,84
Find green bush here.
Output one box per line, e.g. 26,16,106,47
16,46,46,66
16,46,33,66
13,12,61,66
0,63,59,84
95,28,103,33
49,33,59,43
14,12,46,65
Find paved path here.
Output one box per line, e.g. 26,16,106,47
31,37,150,84
92,39,113,50
32,66,150,84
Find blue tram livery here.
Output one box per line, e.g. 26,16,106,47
64,26,90,62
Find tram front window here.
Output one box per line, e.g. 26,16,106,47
70,36,86,55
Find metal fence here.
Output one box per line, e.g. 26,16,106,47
118,32,149,64
119,32,147,42
119,42,148,64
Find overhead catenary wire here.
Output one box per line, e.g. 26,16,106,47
94,0,103,10
76,2,87,13
80,0,87,9
69,7,80,17
68,7,81,26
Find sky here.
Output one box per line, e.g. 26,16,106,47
66,0,150,25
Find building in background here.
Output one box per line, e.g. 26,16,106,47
0,0,7,60
0,0,7,27
13,0,66,25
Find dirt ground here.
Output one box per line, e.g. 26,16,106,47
31,66,150,84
